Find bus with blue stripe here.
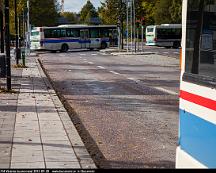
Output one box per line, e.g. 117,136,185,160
176,0,216,168
30,25,117,52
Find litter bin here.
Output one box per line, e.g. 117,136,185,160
0,53,6,78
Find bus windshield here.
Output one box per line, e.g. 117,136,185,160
31,31,39,36
146,27,154,34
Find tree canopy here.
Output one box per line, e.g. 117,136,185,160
98,0,182,25
79,0,99,24
60,12,78,24
3,0,182,35
29,0,59,27
8,0,59,34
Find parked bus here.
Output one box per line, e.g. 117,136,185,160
176,0,216,168
146,24,182,48
30,25,117,52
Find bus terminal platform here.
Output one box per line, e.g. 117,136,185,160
0,54,96,169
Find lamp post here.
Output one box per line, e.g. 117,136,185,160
133,0,136,53
5,0,12,90
0,5,4,53
26,0,30,55
15,0,21,65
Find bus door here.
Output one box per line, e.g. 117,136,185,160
176,0,216,168
80,29,90,49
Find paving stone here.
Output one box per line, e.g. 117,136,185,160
11,162,45,169
80,160,97,169
46,162,81,169
0,57,95,169
0,163,10,169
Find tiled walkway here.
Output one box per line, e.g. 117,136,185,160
0,56,96,169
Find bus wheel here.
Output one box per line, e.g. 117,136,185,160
61,44,69,52
101,42,107,49
173,42,180,49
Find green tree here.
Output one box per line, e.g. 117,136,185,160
80,0,99,24
60,12,78,24
154,0,172,24
169,0,182,23
29,0,59,26
154,0,182,24
141,0,157,25
98,0,119,25
9,0,26,35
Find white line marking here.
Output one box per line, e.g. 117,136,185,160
88,62,94,64
97,66,105,69
91,54,98,56
83,59,87,61
79,57,83,58
80,54,86,56
127,78,140,83
154,87,178,95
163,52,169,54
110,71,120,75
174,52,180,54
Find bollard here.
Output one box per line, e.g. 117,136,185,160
0,54,6,78
21,48,26,67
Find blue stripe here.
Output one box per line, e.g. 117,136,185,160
179,109,216,168
42,39,111,44
42,39,91,44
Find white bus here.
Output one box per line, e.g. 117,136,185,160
30,25,117,52
176,0,216,168
146,24,182,48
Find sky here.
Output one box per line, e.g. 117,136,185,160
63,0,104,13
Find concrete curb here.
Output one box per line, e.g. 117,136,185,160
38,58,106,168
37,59,97,169
111,52,156,56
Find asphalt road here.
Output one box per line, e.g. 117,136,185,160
143,46,180,58
38,48,180,168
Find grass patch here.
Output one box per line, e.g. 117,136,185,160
12,64,28,68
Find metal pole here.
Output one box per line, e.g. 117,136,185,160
5,0,11,91
120,0,124,50
118,26,121,50
133,0,136,53
26,0,30,55
0,9,4,53
23,11,25,44
130,1,133,52
15,0,20,65
126,1,129,52
137,29,139,51
18,15,21,47
141,26,144,52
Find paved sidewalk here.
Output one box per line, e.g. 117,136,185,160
100,47,155,56
0,56,96,169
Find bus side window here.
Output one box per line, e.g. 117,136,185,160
44,29,51,38
185,0,216,79
53,29,61,38
61,29,67,38
72,29,80,37
100,28,109,38
90,28,99,38
66,29,74,37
